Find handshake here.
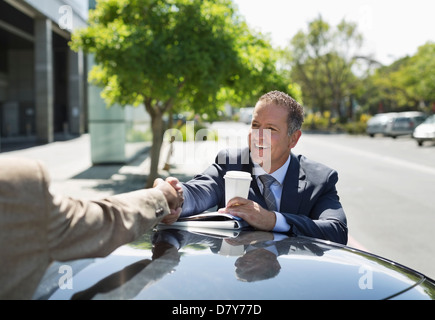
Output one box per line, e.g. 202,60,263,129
151,172,277,231
153,177,184,224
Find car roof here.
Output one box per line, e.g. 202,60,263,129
372,112,398,118
33,229,435,300
397,111,426,117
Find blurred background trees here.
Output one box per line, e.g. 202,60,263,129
359,42,435,115
281,16,435,132
283,16,364,123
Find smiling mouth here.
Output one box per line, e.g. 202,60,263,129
255,144,270,150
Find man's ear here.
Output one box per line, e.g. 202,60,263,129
289,130,302,149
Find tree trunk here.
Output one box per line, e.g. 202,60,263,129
146,108,165,188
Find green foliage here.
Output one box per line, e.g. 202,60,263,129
302,111,369,135
178,122,218,142
302,112,330,131
396,42,435,106
70,0,292,115
284,16,364,121
359,42,435,114
342,120,367,135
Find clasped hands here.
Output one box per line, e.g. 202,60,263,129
153,177,184,224
153,177,276,231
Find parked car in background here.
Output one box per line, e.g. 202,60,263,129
366,112,398,137
384,111,427,139
413,114,435,146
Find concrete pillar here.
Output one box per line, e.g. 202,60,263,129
87,54,126,164
68,49,84,135
34,18,54,144
1,101,19,136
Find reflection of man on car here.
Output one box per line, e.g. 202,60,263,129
155,229,328,283
225,231,327,282
235,244,282,282
71,229,330,299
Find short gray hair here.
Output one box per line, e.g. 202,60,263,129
258,91,304,135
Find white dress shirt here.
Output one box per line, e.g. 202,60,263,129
252,155,292,233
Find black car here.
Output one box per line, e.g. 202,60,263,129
33,228,435,300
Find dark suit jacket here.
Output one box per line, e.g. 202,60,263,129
181,147,348,245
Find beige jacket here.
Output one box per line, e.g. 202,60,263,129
0,157,170,299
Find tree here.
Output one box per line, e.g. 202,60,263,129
285,16,364,121
360,56,412,113
360,42,435,114
396,42,435,109
71,0,293,187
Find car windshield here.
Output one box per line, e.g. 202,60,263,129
369,114,391,123
423,115,435,124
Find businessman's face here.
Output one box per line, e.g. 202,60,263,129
249,102,300,173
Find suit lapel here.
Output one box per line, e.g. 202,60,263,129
280,153,306,214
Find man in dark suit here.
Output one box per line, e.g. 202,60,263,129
160,91,347,245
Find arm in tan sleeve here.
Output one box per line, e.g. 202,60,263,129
47,187,170,261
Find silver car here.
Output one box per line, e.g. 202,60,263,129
384,111,427,139
366,113,398,137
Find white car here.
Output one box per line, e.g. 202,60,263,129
413,114,435,146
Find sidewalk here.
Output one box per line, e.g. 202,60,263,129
0,134,154,200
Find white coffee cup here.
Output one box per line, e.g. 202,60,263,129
223,171,252,205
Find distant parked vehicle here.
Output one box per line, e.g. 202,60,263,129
384,111,427,139
366,113,398,137
413,114,435,146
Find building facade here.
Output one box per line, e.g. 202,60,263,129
0,0,88,147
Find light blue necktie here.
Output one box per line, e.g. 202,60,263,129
259,175,277,211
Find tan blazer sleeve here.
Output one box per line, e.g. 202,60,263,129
1,157,170,299
47,185,170,261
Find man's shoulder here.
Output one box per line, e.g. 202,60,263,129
294,154,336,176
216,147,250,163
0,157,47,181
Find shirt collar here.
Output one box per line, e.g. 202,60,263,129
252,154,291,185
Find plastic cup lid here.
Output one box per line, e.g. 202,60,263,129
224,171,252,180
